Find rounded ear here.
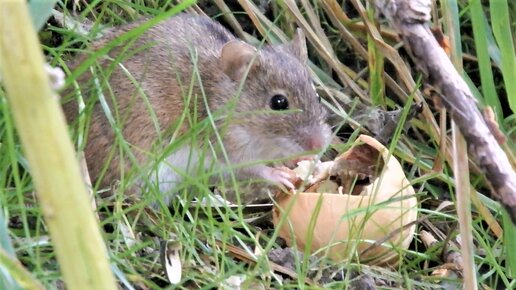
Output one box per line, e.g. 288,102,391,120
219,40,258,81
288,28,308,64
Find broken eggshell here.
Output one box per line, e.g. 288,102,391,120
272,135,418,266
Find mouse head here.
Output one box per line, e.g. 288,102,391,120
217,29,331,164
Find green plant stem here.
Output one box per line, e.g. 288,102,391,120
0,1,117,289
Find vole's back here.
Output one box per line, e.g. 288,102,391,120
65,14,235,191
65,14,331,198
151,14,235,53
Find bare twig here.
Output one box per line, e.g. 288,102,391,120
373,0,516,223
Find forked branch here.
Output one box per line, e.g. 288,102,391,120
373,0,516,223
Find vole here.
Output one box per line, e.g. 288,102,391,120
64,14,332,203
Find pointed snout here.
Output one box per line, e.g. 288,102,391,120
301,123,331,151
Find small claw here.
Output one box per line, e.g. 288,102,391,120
260,167,297,190
276,171,295,189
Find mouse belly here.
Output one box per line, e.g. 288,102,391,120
146,145,212,204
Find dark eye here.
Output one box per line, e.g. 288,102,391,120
269,94,289,111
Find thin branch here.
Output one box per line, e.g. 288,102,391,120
372,0,516,223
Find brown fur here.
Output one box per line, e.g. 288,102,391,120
63,14,331,196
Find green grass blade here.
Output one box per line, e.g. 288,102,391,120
481,14,502,69
0,210,22,290
66,0,197,86
489,0,516,277
0,212,42,289
503,209,516,278
469,0,502,120
490,0,516,113
28,0,58,31
0,247,43,290
367,6,385,105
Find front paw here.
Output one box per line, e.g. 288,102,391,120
258,166,298,190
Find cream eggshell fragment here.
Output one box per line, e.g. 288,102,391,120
293,160,333,185
273,135,418,266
